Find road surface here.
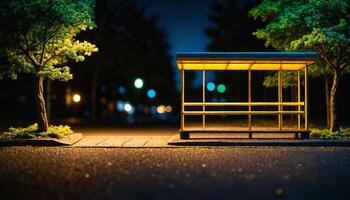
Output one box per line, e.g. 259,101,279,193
1,146,350,200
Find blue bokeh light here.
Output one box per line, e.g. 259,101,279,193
117,86,126,94
206,82,215,91
150,106,157,114
147,89,157,99
116,101,124,111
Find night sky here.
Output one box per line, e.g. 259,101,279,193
138,0,211,57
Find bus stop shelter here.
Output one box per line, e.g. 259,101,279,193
176,52,317,139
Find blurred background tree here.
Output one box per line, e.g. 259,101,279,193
76,0,176,122
205,0,271,104
0,0,98,131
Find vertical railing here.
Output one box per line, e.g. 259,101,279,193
278,70,283,130
304,66,308,131
202,70,206,130
297,70,301,130
181,69,185,131
248,70,252,130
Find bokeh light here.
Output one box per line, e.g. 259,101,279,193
143,106,149,114
206,82,215,91
72,94,81,103
166,105,172,112
116,101,124,111
117,86,126,94
147,89,156,99
134,78,144,89
157,105,166,114
124,103,134,114
150,106,157,114
217,84,226,93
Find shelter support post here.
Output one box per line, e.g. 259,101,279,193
300,66,309,139
304,66,308,131
202,70,206,130
296,70,301,139
180,69,189,139
248,70,252,139
278,70,283,130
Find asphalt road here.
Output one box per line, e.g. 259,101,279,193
1,147,350,200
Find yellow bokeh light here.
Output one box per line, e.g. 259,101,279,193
157,105,166,114
72,94,81,103
166,105,172,113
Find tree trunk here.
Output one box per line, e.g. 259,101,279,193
91,68,99,121
46,79,52,122
35,77,49,132
324,75,330,130
329,70,340,133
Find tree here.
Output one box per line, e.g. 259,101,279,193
206,0,267,52
206,0,271,103
77,0,176,121
0,0,98,132
262,62,333,126
250,0,350,132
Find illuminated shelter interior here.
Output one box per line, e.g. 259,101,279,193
176,52,317,139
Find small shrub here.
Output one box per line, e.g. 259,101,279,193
311,128,350,140
1,123,74,139
2,124,39,139
46,125,74,138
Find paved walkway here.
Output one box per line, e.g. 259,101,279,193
73,135,175,147
72,133,300,147
70,126,309,147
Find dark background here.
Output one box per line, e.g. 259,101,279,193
0,0,349,128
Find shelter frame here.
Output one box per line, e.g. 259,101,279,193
177,52,317,139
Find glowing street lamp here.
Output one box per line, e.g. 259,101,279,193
72,94,81,103
134,78,144,89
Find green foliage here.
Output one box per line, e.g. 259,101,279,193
249,0,350,87
263,71,299,88
262,63,331,88
311,128,350,140
250,0,350,51
2,124,39,139
0,0,98,81
46,125,74,138
1,124,74,139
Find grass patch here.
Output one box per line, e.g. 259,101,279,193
311,128,350,139
1,123,74,139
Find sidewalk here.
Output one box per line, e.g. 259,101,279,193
72,133,350,147
2,131,350,147
73,135,175,147
72,133,296,147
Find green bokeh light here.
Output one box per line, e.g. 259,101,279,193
134,78,144,89
217,84,226,93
